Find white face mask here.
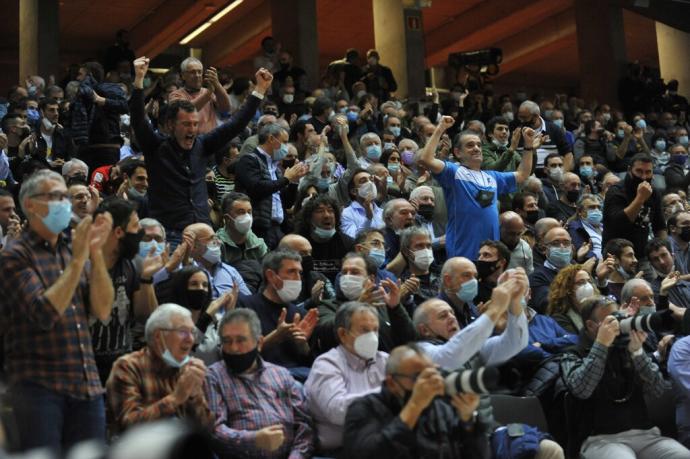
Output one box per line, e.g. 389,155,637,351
232,214,253,234
575,282,594,304
340,274,366,300
283,94,294,104
492,138,508,148
413,248,434,271
202,243,222,264
548,167,564,182
353,331,379,360
41,117,54,132
276,277,302,303
358,181,377,201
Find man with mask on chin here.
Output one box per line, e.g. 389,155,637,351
482,116,522,172
107,304,214,433
237,249,318,382
343,344,490,459
205,308,315,459
90,198,162,385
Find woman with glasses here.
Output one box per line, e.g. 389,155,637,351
547,264,602,334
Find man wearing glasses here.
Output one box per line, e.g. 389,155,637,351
0,169,114,452
106,303,213,433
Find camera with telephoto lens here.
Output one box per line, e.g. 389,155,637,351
611,309,675,347
440,366,519,397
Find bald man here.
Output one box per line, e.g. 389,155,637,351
546,172,581,222
529,227,573,313
500,211,534,274
278,233,335,309
533,217,561,267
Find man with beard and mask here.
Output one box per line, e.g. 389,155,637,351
236,249,318,382
205,308,315,458
500,211,534,274
546,172,581,222
475,240,510,304
410,185,447,264
529,227,574,313
313,252,413,356
217,192,268,265
235,122,309,249
90,198,162,384
512,191,543,227
482,116,522,172
1,113,31,162
107,304,214,433
559,298,690,459
341,169,385,239
602,154,666,261
603,238,639,301
305,302,388,455
343,344,490,459
516,100,572,172
646,238,690,308
668,211,690,274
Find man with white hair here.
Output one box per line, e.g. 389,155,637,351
517,100,573,171
359,132,383,167
106,303,214,432
410,185,447,259
169,57,231,134
62,158,89,183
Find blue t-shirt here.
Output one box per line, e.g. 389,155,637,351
434,161,516,259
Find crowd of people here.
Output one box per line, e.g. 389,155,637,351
2,31,690,459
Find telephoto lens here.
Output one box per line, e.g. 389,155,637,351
442,366,518,397
616,309,675,335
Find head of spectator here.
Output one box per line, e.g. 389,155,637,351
645,238,674,283
599,172,620,198
409,186,435,224
1,113,31,147
337,252,378,301
95,198,142,262
19,170,74,240
353,228,387,268
45,85,64,103
577,153,596,182
400,226,433,276
119,158,148,200
580,295,619,342
221,192,255,242
544,153,565,184
38,97,59,134
290,120,316,154
477,240,510,285
486,116,510,149
384,114,402,140
551,110,565,130
674,128,689,148
145,303,196,368
78,61,105,83
604,238,638,280
164,99,200,151
167,266,213,320
500,101,514,122
179,57,203,92
312,96,334,125
413,298,461,342
440,257,478,307
398,138,419,168
0,189,17,235
575,193,603,228
624,153,654,192
383,198,416,234
360,132,382,163
499,211,526,252
185,223,222,270
7,84,28,104
334,301,380,362
139,217,166,259
669,143,688,168
348,168,377,206
542,227,573,269
518,100,542,130
62,158,89,184
547,264,597,327
218,308,264,374
381,145,402,175
540,99,555,120
534,217,561,245
668,210,690,248
277,234,315,299
67,181,93,221
262,249,303,304
621,278,655,313
295,194,340,243
511,192,540,226
452,129,484,170
257,122,290,162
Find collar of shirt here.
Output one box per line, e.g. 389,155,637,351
537,116,547,133
338,345,377,371
352,200,378,213
257,146,275,167
544,259,560,271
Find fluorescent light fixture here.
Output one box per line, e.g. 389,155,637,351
179,0,244,45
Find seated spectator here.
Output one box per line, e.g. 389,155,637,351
546,172,580,223
662,192,686,222
342,344,490,459
668,211,690,274
547,264,602,334
340,168,385,239
604,238,638,300
560,296,689,459
646,237,690,308
381,198,417,261
388,226,439,309
217,191,268,266
294,195,353,283
305,302,387,454
437,257,482,328
236,249,317,381
529,227,573,313
566,193,604,260
475,239,510,304
668,335,690,448
62,157,89,184
106,304,214,432
205,308,314,458
313,252,414,355
512,191,543,227
665,143,689,192
410,185,447,263
351,228,395,276
500,211,534,274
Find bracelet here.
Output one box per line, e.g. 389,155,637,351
140,277,153,284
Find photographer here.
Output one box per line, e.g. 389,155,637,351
560,295,690,458
342,344,490,459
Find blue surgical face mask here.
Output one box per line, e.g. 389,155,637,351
41,200,72,234
346,111,359,122
160,336,190,369
547,246,572,268
390,126,401,137
273,142,288,161
579,165,593,178
313,225,336,240
617,129,625,139
456,278,478,303
655,140,667,151
317,177,331,190
387,163,400,174
552,119,564,129
679,136,689,147
585,209,603,225
368,248,386,267
636,119,647,130
27,108,40,123
366,145,382,161
138,240,165,258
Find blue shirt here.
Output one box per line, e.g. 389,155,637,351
668,335,690,444
340,201,385,239
433,161,516,259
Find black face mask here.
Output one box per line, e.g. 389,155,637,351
301,255,314,272
417,204,434,221
186,289,209,311
475,259,499,280
282,158,296,169
679,227,690,243
222,347,258,374
120,229,144,260
525,210,540,225
625,172,651,195
68,173,88,185
566,189,581,203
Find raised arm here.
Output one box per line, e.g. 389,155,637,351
515,128,536,184
131,57,165,153
420,116,455,175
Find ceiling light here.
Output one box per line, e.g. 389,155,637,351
179,0,244,45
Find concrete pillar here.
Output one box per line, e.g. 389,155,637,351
574,0,627,105
19,0,59,83
656,22,690,100
372,0,427,100
270,0,319,91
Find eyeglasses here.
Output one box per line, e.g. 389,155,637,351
31,192,69,202
161,327,201,342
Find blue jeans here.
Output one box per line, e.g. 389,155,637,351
10,382,105,453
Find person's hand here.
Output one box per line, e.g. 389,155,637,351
623,124,633,137
522,127,536,149
670,302,687,321
658,334,675,362
661,271,681,296
283,162,309,183
621,296,640,317
581,256,596,274
133,57,150,83
293,308,318,340
0,133,7,150
88,212,113,255
596,254,616,281
254,68,273,95
116,177,130,199
320,125,331,145
628,329,648,354
360,103,373,120
310,280,324,304
6,214,22,240
381,278,401,309
358,279,386,306
438,116,455,133
450,393,480,423
203,67,220,89
207,283,240,317
636,181,653,202
172,358,206,405
255,425,285,452
486,279,513,320
509,128,521,150
577,241,592,261
408,368,445,411
399,276,420,301
141,245,165,280
335,115,349,138
271,308,295,343
165,238,192,273
416,170,430,186
458,89,469,106
633,127,644,140
595,315,620,347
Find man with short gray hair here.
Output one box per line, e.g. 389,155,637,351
169,57,231,134
62,158,89,183
517,99,572,171
106,303,213,432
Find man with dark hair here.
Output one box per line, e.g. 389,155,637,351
119,158,149,216
308,96,335,135
668,211,690,274
361,49,397,102
1,113,31,158
327,49,363,99
32,98,74,168
130,57,268,247
602,154,666,259
476,240,511,304
603,238,638,301
341,168,385,239
482,116,522,172
289,119,316,158
645,238,690,308
217,191,268,265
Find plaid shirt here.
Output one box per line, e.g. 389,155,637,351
106,347,214,432
0,230,102,399
205,358,314,459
